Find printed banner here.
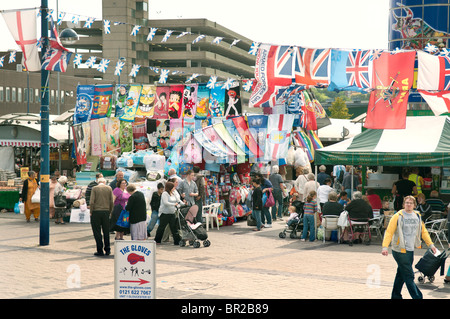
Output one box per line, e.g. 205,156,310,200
132,118,150,151
156,119,170,150
169,118,183,149
107,117,121,155
72,124,87,165
81,121,91,157
182,84,198,118
209,84,225,117
114,84,130,118
247,114,268,161
182,134,202,164
224,83,242,117
146,118,158,148
90,119,102,156
213,122,246,163
168,85,184,119
119,121,133,153
99,117,109,156
153,86,170,119
91,84,113,119
74,85,94,124
195,84,210,119
264,114,296,161
119,84,142,122
135,84,156,118
232,116,264,158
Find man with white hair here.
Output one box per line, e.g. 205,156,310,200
90,178,114,257
317,165,331,185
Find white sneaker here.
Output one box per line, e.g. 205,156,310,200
265,224,272,228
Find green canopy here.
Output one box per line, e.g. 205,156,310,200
315,116,450,167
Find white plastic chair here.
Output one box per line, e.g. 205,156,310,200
207,203,221,231
322,215,340,243
369,215,384,239
425,218,448,250
201,204,211,230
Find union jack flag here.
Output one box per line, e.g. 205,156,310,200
42,19,72,72
147,27,157,41
130,25,141,36
441,56,450,90
294,47,330,87
346,50,371,89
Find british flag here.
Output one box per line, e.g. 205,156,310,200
441,56,450,90
41,19,72,72
294,47,330,87
249,44,295,107
346,50,371,89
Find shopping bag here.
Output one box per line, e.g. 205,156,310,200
54,193,67,208
337,210,349,227
116,209,130,228
264,189,275,208
14,202,20,214
31,188,40,203
18,201,24,214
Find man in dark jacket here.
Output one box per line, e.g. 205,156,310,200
193,166,206,223
251,179,263,231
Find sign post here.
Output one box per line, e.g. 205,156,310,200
114,240,156,299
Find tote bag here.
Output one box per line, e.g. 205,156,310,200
264,189,275,208
31,188,40,203
116,209,130,228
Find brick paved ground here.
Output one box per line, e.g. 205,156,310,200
1,211,449,302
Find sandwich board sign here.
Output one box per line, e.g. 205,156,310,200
114,240,156,299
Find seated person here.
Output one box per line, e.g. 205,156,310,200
426,190,447,214
365,188,382,210
322,191,344,217
286,206,300,227
289,193,304,215
345,191,373,222
338,191,348,206
417,193,432,221
379,200,390,215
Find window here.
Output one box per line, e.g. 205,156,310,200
11,87,16,102
60,90,64,104
24,88,28,102
35,88,40,103
18,88,22,103
5,87,10,102
51,90,55,104
0,87,3,102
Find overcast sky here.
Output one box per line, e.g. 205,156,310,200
0,0,390,51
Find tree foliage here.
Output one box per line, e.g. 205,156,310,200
328,97,353,119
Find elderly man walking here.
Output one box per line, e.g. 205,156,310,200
90,178,114,257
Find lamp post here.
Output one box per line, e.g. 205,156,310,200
40,0,50,246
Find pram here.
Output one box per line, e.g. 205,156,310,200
177,204,211,248
415,248,450,284
279,212,303,239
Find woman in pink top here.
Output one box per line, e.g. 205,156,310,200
111,179,131,240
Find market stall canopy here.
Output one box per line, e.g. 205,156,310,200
315,116,450,167
317,118,362,142
0,113,72,147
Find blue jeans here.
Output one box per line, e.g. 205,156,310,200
391,250,423,299
147,210,159,235
260,206,272,225
272,189,283,219
302,214,315,241
252,210,262,230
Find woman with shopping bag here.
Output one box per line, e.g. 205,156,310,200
20,171,40,223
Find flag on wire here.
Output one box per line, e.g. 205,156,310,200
177,31,191,38
1,9,41,71
103,20,111,34
162,30,173,42
417,50,450,91
96,59,110,73
147,27,157,41
230,39,240,48
114,61,125,76
221,78,234,90
294,47,330,87
84,17,95,29
192,34,205,44
71,15,80,24
0,56,4,67
206,76,217,89
129,64,140,77
85,56,97,68
248,42,260,55
418,90,450,116
130,25,141,36
212,37,223,45
73,54,82,66
159,69,169,84
57,12,65,25
8,51,16,64
41,18,73,72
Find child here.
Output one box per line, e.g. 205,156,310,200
147,183,164,237
301,190,317,242
338,191,348,206
251,179,263,231
380,200,391,216
286,206,299,227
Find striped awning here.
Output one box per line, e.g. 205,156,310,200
315,116,450,167
0,140,60,148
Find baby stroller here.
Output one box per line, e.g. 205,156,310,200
415,248,450,284
177,204,211,248
279,212,303,239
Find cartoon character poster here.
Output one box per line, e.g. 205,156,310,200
90,119,102,156
132,118,150,151
99,117,109,156
224,82,242,117
169,118,183,149
135,84,156,118
114,84,130,118
209,84,225,117
182,84,197,118
146,118,158,148
119,84,142,122
168,85,184,119
91,84,113,119
107,117,121,155
153,86,170,119
195,84,210,119
119,121,133,153
74,85,94,124
72,124,87,165
156,119,170,150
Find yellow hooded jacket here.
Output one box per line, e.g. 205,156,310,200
382,210,434,253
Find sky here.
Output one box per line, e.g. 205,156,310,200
0,0,390,51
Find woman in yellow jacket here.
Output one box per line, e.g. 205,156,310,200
382,195,436,299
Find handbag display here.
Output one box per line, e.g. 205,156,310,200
31,188,40,203
116,209,130,228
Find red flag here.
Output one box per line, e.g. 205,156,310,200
364,51,416,129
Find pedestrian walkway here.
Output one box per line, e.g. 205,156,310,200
0,211,449,300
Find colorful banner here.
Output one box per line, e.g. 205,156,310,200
153,86,170,119
264,114,295,161
247,114,268,160
182,134,202,164
156,119,170,150
99,117,109,156
72,124,87,165
114,84,130,118
213,122,246,163
132,118,150,151
169,118,183,149
182,84,198,118
107,117,121,155
91,84,113,119
74,85,94,124
119,121,133,153
224,83,242,117
195,84,210,119
119,84,142,122
90,119,102,156
168,85,184,119
135,84,156,118
209,83,225,117
232,116,263,158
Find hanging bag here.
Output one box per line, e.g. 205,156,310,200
264,189,275,208
54,193,67,208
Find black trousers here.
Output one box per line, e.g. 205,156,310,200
91,211,111,254
154,213,180,245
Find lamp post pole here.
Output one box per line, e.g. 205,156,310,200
40,0,50,246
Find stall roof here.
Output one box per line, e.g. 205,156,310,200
315,116,450,167
317,118,362,142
